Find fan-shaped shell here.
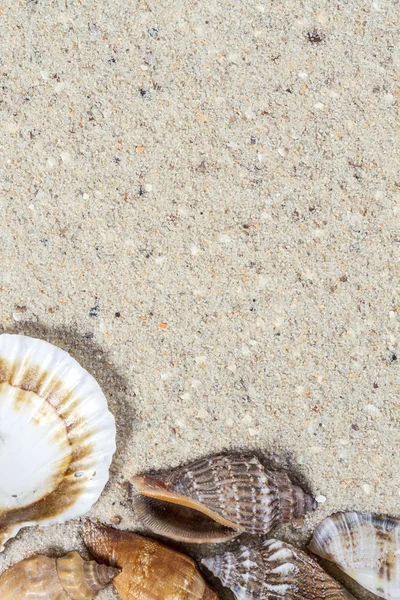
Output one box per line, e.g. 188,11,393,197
309,511,400,600
82,520,219,600
130,452,316,543
0,334,116,550
202,539,355,600
0,551,119,599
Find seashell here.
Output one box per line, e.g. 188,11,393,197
309,511,400,600
130,452,316,543
0,550,119,599
82,520,219,600
0,334,116,550
202,539,355,600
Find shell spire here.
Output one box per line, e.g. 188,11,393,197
202,540,356,600
57,551,120,598
309,511,400,600
0,551,119,599
130,452,316,543
82,520,219,599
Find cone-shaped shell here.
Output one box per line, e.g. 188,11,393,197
202,539,355,600
309,511,400,600
130,452,316,543
0,334,116,550
0,551,119,599
82,520,218,600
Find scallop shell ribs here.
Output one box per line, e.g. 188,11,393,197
202,539,355,600
0,551,119,599
130,452,316,543
0,334,116,550
309,511,400,600
82,520,218,600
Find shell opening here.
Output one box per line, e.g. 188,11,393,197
131,478,241,544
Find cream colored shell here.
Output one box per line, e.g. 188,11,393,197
309,511,400,600
0,334,116,550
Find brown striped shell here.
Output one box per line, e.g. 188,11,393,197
82,520,218,600
309,511,400,600
202,539,356,600
0,551,119,599
130,452,316,543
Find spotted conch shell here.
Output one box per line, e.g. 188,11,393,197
0,334,116,550
0,551,119,599
82,520,218,599
309,511,400,600
202,539,355,600
130,452,316,543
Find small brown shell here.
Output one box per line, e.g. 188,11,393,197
0,551,119,599
202,539,356,600
130,452,316,543
82,520,218,600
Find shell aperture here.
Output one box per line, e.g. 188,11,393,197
309,511,400,600
0,334,116,550
130,452,316,543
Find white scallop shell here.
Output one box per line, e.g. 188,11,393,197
309,511,400,600
0,334,116,550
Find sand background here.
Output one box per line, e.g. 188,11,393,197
0,0,399,598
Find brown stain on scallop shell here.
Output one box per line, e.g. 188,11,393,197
0,551,119,599
202,539,356,600
0,355,93,543
130,452,316,543
82,520,219,600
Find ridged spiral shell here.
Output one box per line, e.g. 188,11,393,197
82,520,218,600
202,539,355,600
0,334,116,550
0,551,119,599
309,511,400,600
130,452,316,543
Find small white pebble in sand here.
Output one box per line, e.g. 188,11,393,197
83,193,89,200
144,183,153,192
362,483,372,495
47,157,57,168
219,233,232,243
227,53,240,64
314,102,325,110
256,4,265,12
140,64,149,71
54,82,65,93
277,147,288,157
315,495,327,503
242,413,252,424
298,72,308,79
40,70,49,80
383,93,394,105
60,151,71,163
197,408,209,420
195,355,207,364
28,204,34,210
191,379,201,389
180,393,191,401
12,312,22,322
155,255,166,264
248,427,258,437
191,245,200,256
227,363,237,373
226,418,234,427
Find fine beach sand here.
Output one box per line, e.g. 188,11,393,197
0,1,399,598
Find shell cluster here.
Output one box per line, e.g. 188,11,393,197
0,334,397,600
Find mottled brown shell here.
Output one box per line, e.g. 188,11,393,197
0,551,119,599
130,452,316,543
82,520,218,600
202,539,355,600
309,511,400,600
